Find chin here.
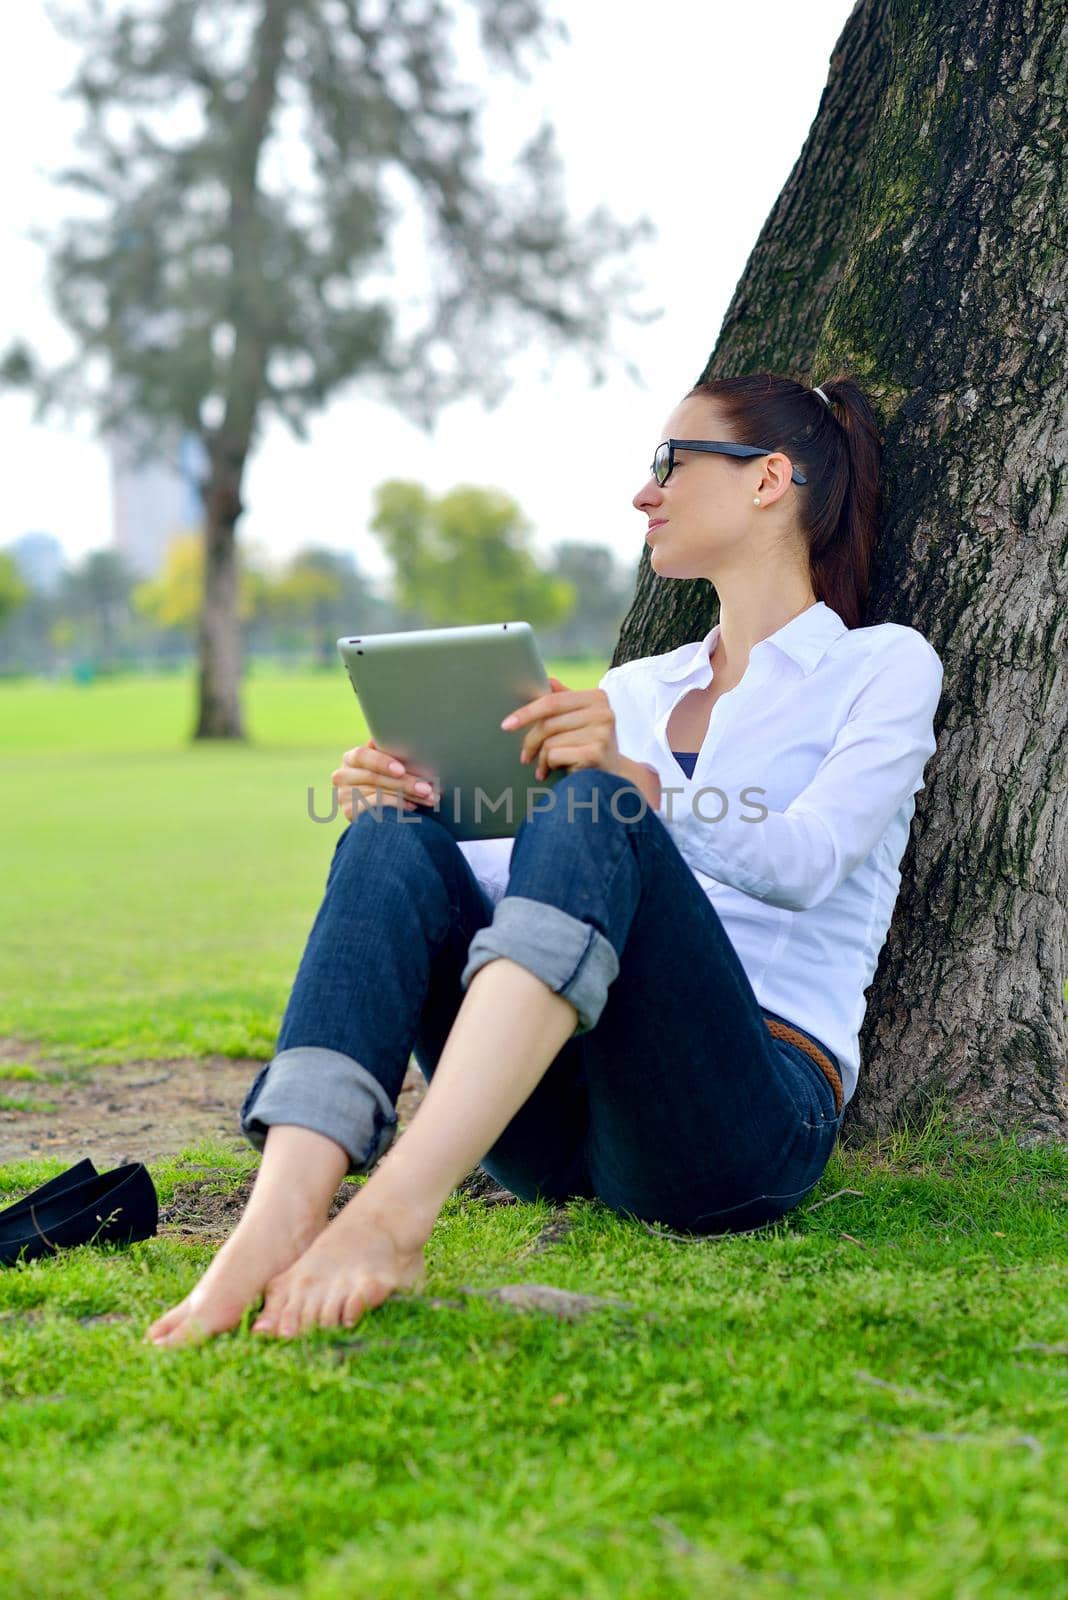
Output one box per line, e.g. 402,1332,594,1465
649,550,689,580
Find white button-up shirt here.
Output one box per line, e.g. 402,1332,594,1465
458,601,944,1106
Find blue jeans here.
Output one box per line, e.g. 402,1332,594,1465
239,769,845,1235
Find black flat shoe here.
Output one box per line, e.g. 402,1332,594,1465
0,1162,157,1268
0,1158,99,1232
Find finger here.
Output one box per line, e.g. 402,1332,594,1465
505,684,595,730
353,788,406,814
341,745,406,778
335,769,393,797
519,708,601,764
368,739,409,777
357,772,433,801
361,785,430,814
537,740,596,780
337,765,431,804
537,743,567,780
518,718,543,764
502,691,581,730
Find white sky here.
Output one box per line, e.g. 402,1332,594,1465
0,1,853,583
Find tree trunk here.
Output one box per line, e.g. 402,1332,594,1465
194,0,289,739
194,433,248,739
615,0,1068,1143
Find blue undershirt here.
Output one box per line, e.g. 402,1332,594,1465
670,750,699,781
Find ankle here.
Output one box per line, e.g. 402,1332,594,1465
256,1124,351,1204
231,1179,327,1241
343,1184,436,1258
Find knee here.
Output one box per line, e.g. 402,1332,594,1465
330,808,453,882
532,767,647,829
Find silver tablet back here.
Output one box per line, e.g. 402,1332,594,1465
337,622,566,840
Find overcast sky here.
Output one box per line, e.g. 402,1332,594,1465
0,1,853,583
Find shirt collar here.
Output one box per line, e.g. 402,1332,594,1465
656,600,848,684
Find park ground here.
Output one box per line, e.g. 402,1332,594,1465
0,666,1064,1599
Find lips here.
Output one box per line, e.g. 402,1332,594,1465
647,520,667,533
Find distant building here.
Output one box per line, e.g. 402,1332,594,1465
110,428,207,579
4,531,66,594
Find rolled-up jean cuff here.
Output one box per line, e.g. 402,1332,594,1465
239,1046,399,1177
459,895,619,1034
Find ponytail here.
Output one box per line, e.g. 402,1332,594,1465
685,372,883,629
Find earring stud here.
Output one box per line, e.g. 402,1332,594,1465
753,497,761,506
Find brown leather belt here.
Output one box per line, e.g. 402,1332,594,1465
763,1016,844,1116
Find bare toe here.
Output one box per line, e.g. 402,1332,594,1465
145,1200,327,1348
144,1305,186,1343
152,1313,211,1348
250,1282,289,1337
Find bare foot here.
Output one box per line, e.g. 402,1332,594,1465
250,1197,429,1339
144,1196,325,1348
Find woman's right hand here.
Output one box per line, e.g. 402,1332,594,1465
331,738,438,822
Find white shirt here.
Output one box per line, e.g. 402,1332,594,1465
458,601,944,1107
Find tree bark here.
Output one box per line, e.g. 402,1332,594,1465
614,0,1068,1142
194,432,248,739
193,0,290,739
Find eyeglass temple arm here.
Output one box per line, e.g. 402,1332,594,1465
665,440,807,486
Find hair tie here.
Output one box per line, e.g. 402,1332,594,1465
812,386,832,407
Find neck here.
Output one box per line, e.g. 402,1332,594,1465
710,584,819,681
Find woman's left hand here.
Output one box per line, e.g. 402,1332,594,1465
501,676,622,782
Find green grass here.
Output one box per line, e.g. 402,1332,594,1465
0,661,608,1065
0,1113,1065,1599
1,667,1065,1598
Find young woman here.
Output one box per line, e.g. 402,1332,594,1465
146,372,943,1347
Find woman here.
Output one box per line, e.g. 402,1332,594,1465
146,372,944,1347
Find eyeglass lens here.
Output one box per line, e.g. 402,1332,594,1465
653,442,670,485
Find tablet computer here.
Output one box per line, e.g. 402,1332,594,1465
336,622,567,840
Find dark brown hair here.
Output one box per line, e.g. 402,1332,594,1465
684,372,882,629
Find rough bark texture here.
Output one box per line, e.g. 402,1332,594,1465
615,0,1068,1144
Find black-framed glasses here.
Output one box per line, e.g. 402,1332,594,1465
651,439,808,487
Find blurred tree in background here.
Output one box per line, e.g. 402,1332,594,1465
370,480,574,630
264,546,395,666
78,551,139,671
131,530,267,636
539,540,635,660
2,0,656,739
0,553,29,632
0,481,626,676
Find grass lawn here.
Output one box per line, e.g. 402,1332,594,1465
0,658,609,1064
0,666,1065,1598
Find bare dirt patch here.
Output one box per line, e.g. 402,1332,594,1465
159,1167,359,1243
0,1038,523,1248
0,1037,429,1171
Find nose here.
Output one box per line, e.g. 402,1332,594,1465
633,473,664,515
